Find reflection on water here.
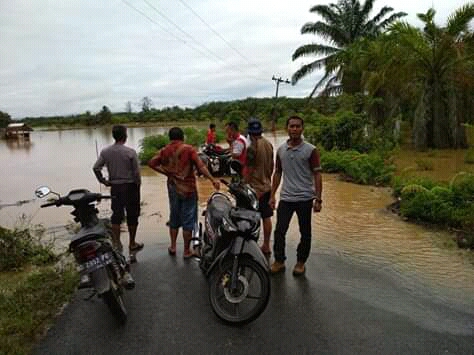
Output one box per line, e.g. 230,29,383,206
5,138,33,152
0,126,473,307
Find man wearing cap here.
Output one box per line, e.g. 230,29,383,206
245,117,274,257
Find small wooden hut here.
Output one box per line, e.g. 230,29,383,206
4,123,33,139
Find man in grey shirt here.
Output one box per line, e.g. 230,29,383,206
93,125,143,256
269,115,323,276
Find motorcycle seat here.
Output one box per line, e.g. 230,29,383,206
70,223,108,250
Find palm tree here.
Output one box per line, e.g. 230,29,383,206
384,5,474,149
291,0,406,97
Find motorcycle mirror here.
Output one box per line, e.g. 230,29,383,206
35,186,51,198
229,160,242,176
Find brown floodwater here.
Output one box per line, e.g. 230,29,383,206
1,126,473,306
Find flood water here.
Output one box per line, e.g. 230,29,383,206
1,126,473,308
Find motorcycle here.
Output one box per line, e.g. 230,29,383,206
193,160,271,325
198,143,232,177
34,186,133,324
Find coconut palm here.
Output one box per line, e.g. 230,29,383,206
292,0,406,97
384,5,474,149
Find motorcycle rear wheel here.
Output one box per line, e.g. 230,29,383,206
209,257,270,325
102,282,127,324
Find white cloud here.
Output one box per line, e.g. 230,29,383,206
0,0,469,118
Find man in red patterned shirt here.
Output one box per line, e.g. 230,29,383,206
148,127,220,258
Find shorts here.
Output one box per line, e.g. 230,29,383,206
110,183,140,225
168,184,198,231
258,191,273,219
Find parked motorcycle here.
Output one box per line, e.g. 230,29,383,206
34,186,133,324
198,143,232,176
193,160,270,325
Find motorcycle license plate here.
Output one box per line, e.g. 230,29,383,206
78,252,113,272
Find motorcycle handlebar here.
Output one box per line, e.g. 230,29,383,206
40,194,111,208
40,200,60,208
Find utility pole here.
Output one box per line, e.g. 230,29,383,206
271,75,290,131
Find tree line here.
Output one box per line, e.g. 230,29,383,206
2,1,474,151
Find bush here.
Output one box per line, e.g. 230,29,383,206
321,150,394,185
449,172,474,205
344,153,395,185
0,227,57,272
138,134,169,165
391,176,438,198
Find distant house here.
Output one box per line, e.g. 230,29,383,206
4,123,33,139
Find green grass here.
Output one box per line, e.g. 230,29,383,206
0,266,78,355
0,227,78,355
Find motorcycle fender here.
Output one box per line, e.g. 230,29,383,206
233,238,269,269
205,237,268,277
89,266,111,294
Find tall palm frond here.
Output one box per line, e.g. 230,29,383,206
292,0,407,97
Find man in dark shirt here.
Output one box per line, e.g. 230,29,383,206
93,125,143,255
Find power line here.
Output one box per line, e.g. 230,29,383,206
120,0,186,44
177,0,259,70
142,0,225,62
120,0,269,83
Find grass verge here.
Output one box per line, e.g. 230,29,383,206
0,226,79,355
0,266,78,355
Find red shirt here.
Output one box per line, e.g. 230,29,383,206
148,140,206,197
206,129,216,144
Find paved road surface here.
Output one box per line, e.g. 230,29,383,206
32,241,473,355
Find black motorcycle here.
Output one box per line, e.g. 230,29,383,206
34,186,133,324
198,143,232,177
193,160,270,325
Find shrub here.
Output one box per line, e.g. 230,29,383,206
321,150,394,185
0,227,57,272
343,153,395,185
138,134,169,165
449,172,474,205
391,176,438,198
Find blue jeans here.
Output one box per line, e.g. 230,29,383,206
273,200,313,263
167,184,197,231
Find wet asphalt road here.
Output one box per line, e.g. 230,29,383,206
32,241,473,355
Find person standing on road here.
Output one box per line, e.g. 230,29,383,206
245,117,274,257
93,125,144,255
148,127,220,258
269,115,323,276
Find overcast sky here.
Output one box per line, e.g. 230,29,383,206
0,0,469,119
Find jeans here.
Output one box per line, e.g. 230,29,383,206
273,200,313,263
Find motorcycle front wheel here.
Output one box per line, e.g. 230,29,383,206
209,256,270,325
102,282,127,324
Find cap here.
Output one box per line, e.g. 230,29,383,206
247,117,263,135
